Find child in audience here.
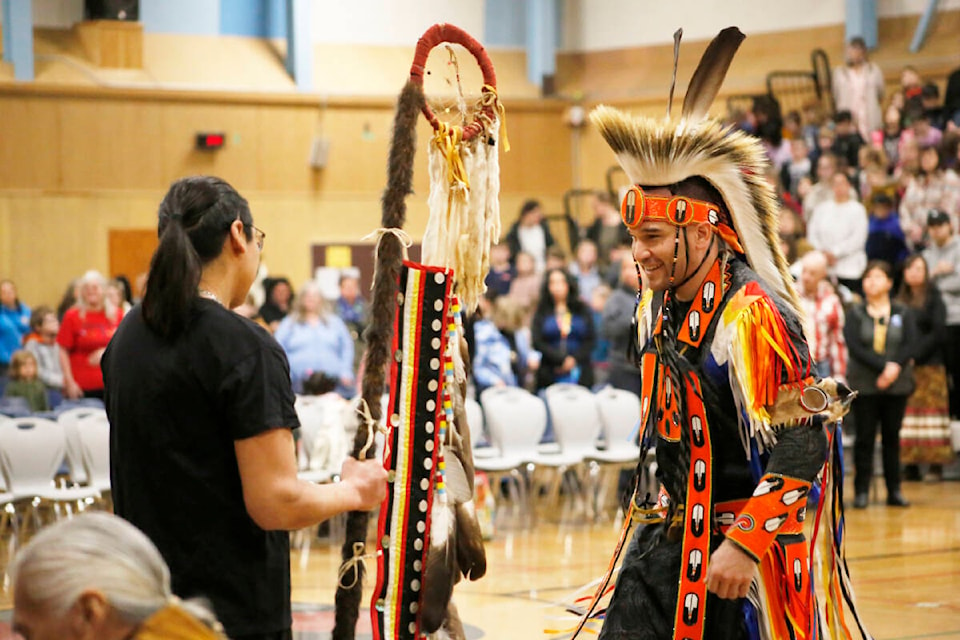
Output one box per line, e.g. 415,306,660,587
4,349,48,412
24,306,64,396
832,110,865,172
866,191,910,268
508,251,542,312
484,243,515,299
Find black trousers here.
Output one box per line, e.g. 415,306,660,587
945,325,960,418
851,394,909,496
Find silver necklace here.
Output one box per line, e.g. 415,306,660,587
198,288,223,306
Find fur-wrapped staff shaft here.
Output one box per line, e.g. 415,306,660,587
332,79,425,640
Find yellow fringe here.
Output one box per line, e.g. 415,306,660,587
482,84,510,152
433,122,470,190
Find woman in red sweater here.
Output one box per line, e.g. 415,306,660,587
58,270,122,399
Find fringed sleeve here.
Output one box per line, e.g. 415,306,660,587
710,282,811,454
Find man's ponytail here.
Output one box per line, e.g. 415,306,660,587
141,176,252,339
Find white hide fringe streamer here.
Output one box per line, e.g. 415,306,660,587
421,114,502,317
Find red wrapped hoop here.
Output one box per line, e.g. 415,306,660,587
409,23,498,142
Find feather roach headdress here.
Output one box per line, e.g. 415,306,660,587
590,27,801,314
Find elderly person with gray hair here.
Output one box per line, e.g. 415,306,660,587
57,270,122,399
11,512,224,640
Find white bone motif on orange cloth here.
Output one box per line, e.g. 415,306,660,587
554,27,869,640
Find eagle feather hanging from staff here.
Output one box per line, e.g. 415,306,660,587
333,23,500,640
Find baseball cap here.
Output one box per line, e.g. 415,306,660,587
927,209,951,227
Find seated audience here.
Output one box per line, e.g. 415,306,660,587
3,350,48,412
274,281,355,396
0,279,30,377
569,239,602,303
585,191,630,268
507,251,541,312
473,295,532,395
531,268,595,391
505,199,555,273
11,512,225,640
602,254,641,396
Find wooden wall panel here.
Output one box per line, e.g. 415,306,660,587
0,97,62,190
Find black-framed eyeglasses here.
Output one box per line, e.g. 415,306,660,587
252,226,266,251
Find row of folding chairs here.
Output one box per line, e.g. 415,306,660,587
469,384,652,529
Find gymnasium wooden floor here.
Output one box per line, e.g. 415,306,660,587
289,478,960,639
0,479,956,639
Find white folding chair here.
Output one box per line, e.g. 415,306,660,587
0,417,99,532
477,387,548,529
57,407,106,486
75,412,112,498
540,384,603,517
591,388,649,519
464,396,496,458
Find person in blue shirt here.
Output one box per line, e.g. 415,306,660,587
0,280,31,376
865,191,910,268
274,281,355,396
472,294,532,394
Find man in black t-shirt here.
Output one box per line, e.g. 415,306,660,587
103,176,386,640
104,300,298,637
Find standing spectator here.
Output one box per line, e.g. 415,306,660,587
797,251,847,379
334,270,368,377
900,145,960,246
274,281,355,396
569,239,602,303
780,137,812,200
865,191,910,268
899,66,924,107
3,350,48,412
944,65,960,127
904,101,943,149
601,254,641,396
56,279,79,322
807,172,869,293
858,146,892,202
803,153,855,224
259,277,293,332
832,110,866,172
106,278,133,317
531,268,595,391
832,36,885,140
484,243,515,299
922,209,960,418
58,270,121,400
845,261,917,509
585,191,630,269
505,199,555,273
0,279,30,376
874,104,904,171
507,251,541,312
896,254,954,479
472,295,532,395
24,306,64,401
921,82,947,130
